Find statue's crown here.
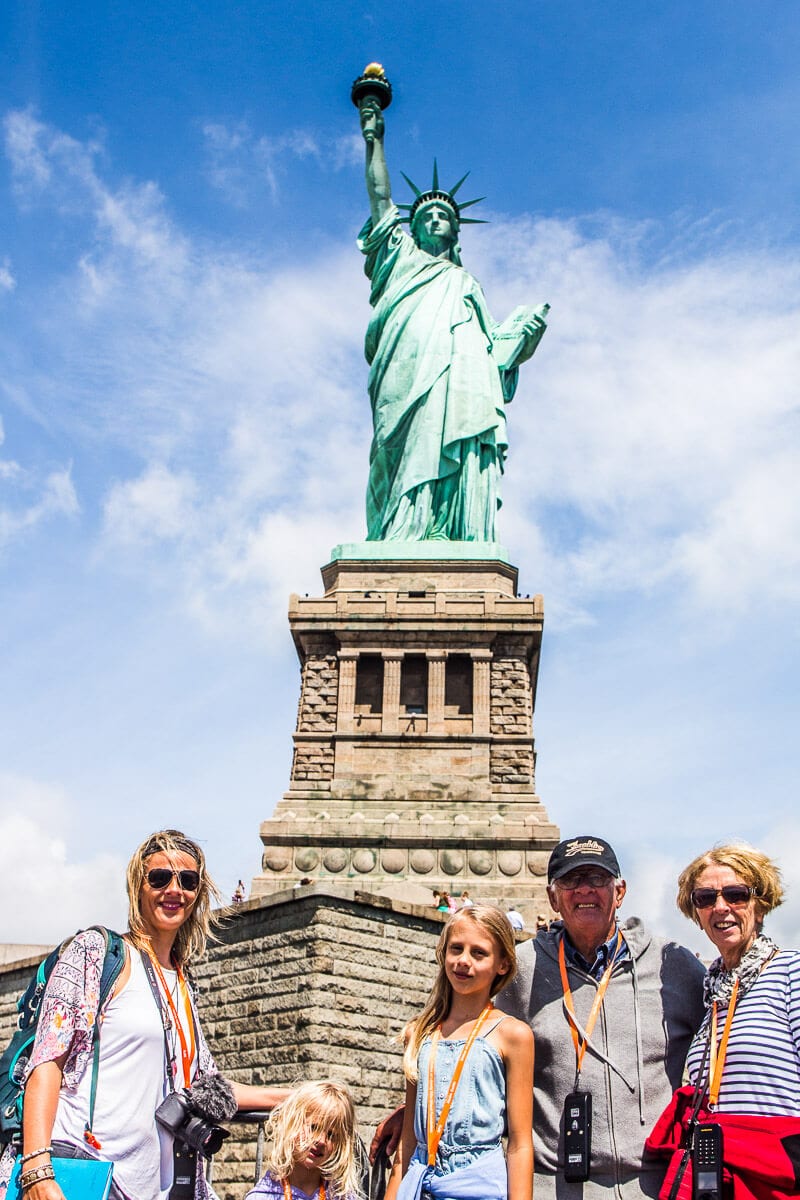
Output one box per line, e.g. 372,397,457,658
399,160,486,228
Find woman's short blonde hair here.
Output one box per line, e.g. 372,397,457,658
676,842,784,926
265,1080,362,1199
126,829,223,965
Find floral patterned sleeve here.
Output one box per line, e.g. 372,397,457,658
25,928,108,1089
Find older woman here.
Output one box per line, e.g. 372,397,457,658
646,843,800,1200
12,829,287,1200
676,842,800,1115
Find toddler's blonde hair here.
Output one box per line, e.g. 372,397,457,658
266,1080,362,1199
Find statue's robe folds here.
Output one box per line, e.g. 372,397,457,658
359,206,519,542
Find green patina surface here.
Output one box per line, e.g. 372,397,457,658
329,540,512,564
356,73,549,546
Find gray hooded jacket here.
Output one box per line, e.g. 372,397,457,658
496,917,705,1200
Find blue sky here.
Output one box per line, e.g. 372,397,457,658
1,2,799,954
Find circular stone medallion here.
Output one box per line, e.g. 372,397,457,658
322,848,348,873
440,849,465,876
410,849,436,875
468,850,493,876
262,848,291,873
295,848,320,872
381,849,406,874
527,853,548,876
498,851,522,876
352,849,377,874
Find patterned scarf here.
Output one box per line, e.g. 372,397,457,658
703,931,779,1005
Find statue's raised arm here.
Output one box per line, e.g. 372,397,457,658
350,66,549,545
360,98,392,226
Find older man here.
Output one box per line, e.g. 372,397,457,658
496,835,706,1200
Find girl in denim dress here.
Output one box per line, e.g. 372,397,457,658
385,906,534,1200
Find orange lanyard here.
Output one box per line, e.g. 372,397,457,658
147,953,196,1088
281,1184,325,1200
558,931,623,1080
426,1002,494,1167
707,977,739,1107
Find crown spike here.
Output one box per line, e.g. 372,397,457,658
400,171,422,198
457,196,486,211
448,171,471,197
400,159,488,230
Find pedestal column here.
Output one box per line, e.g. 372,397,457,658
383,652,402,734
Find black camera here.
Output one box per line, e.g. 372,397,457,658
692,1123,724,1200
155,1090,230,1158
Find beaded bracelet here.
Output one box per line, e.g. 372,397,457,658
19,1164,56,1191
20,1148,52,1165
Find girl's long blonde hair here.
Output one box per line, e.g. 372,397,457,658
266,1080,362,1200
402,905,517,1082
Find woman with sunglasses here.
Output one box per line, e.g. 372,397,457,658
676,842,799,1115
16,829,287,1200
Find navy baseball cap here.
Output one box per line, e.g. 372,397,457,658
548,836,621,883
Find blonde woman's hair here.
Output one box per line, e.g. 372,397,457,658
676,842,784,927
126,829,224,965
402,905,517,1082
265,1080,362,1200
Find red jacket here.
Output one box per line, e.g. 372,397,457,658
646,1086,800,1200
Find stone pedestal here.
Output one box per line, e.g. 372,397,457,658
252,551,559,924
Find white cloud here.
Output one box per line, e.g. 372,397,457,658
202,120,321,205
5,111,800,643
0,450,79,550
4,109,187,274
103,464,199,545
0,775,127,943
472,215,800,625
0,259,15,292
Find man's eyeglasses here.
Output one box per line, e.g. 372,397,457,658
691,885,754,909
555,870,615,890
146,868,201,892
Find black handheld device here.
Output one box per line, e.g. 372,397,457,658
692,1122,724,1200
563,1090,592,1181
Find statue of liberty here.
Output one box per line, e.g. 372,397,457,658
354,66,549,544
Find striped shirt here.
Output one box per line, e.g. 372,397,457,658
686,949,800,1115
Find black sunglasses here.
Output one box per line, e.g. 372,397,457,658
146,868,201,892
691,885,754,909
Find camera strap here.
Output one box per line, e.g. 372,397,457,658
707,977,739,1107
558,930,623,1086
141,950,196,1090
426,1002,495,1166
281,1184,326,1200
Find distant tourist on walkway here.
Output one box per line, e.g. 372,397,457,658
232,878,247,903
459,890,474,908
505,904,525,931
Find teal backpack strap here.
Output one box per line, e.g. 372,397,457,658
83,928,126,1150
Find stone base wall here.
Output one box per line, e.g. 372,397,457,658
0,891,444,1200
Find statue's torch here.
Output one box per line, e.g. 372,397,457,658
351,63,393,111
